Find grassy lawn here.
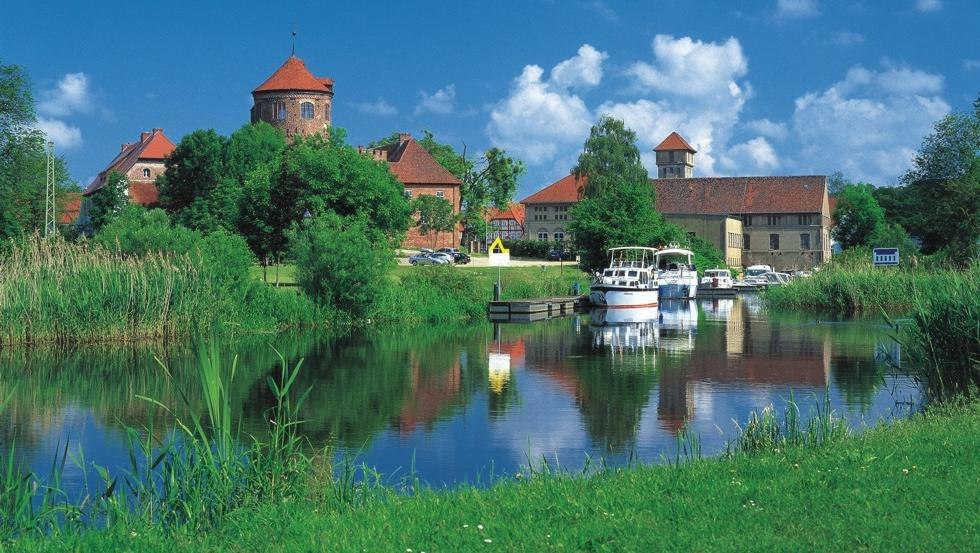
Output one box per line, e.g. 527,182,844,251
29,402,980,551
249,264,298,286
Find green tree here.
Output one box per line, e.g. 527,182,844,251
868,222,919,256
574,116,649,198
237,164,278,277
291,213,393,317
225,122,285,184
0,60,74,241
832,183,885,250
412,194,458,248
87,170,128,233
157,129,238,233
915,155,980,262
901,95,980,185
827,170,850,196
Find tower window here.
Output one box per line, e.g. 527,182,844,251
142,168,151,178
301,102,314,120
274,100,287,121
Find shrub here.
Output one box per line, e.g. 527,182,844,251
95,205,200,256
291,213,393,317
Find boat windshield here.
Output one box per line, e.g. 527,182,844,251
746,268,768,277
706,270,729,277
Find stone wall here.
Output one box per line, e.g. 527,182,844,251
251,90,332,140
402,183,462,249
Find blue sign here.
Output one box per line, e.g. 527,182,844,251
873,247,899,266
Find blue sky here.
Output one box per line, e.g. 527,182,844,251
3,0,978,198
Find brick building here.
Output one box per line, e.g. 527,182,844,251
250,56,333,140
520,132,832,271
367,133,462,249
82,128,176,210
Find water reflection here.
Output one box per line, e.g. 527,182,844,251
0,297,918,489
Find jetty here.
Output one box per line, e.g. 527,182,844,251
488,295,590,322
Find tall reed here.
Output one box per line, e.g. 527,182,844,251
727,391,849,455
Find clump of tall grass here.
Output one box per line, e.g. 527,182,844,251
896,266,980,401
0,236,324,346
727,392,849,455
764,264,963,314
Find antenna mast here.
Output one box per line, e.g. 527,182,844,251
44,141,57,237
291,31,297,56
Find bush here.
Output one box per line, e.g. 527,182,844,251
502,239,561,259
291,214,393,317
95,205,200,256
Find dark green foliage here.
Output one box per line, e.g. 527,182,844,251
86,170,128,233
501,239,559,259
689,235,726,272
94,205,200,256
411,194,457,247
868,222,919,255
236,164,278,265
157,129,238,233
832,183,885,250
902,95,980,184
416,130,472,182
291,213,393,316
224,122,285,184
574,116,648,198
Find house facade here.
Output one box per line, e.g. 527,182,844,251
520,132,832,271
82,128,176,209
485,203,526,242
519,174,584,243
367,133,462,249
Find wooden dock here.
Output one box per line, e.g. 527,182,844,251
488,295,590,322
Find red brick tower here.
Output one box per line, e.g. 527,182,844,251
250,56,334,140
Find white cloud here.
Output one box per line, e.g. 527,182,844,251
38,72,92,117
831,31,865,46
626,35,748,98
581,1,620,23
719,137,781,172
354,98,398,116
36,117,83,150
550,44,608,90
915,0,942,13
744,118,789,140
776,0,819,18
415,84,456,115
486,56,597,165
792,63,950,185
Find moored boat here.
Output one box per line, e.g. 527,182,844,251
589,247,659,308
655,244,699,299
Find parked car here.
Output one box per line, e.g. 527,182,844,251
548,249,575,261
429,251,455,264
409,252,449,265
438,247,471,264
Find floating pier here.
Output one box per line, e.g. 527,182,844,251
488,295,590,322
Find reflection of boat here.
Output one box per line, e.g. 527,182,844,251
655,245,698,299
589,308,660,352
589,247,659,308
656,300,699,352
590,306,658,325
701,298,734,320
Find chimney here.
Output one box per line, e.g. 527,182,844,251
152,128,163,134
140,132,151,142
398,132,412,143
120,143,130,152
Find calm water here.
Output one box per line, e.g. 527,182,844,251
0,297,919,491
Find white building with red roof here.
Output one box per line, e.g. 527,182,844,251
82,128,176,207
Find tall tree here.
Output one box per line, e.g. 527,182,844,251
157,129,237,233
87,170,128,233
0,60,74,241
574,116,649,198
225,122,285,184
832,183,885,250
901,95,980,184
411,194,458,248
913,155,980,261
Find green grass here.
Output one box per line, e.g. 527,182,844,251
248,264,298,286
13,398,980,551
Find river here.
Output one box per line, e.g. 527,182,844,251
0,296,919,492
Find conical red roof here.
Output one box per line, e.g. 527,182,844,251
654,132,696,152
253,56,333,94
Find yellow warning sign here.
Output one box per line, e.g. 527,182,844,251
488,237,509,254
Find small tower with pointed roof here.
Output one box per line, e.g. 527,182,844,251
251,55,334,140
654,132,696,179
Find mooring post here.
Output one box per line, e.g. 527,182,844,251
493,282,500,302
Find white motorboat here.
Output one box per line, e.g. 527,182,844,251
655,244,699,299
743,264,773,286
700,268,734,289
589,247,659,308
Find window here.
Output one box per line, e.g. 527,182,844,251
798,214,813,226
744,234,751,250
404,190,412,199
142,168,151,178
537,231,548,241
800,233,810,250
745,215,753,227
767,215,780,226
274,100,287,121
769,233,780,250
554,231,564,242
300,102,314,120
436,190,445,198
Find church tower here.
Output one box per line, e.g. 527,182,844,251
251,56,333,140
654,132,696,179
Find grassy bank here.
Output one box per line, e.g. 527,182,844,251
0,238,324,346
764,263,975,314
15,398,980,551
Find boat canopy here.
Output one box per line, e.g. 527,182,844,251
605,247,657,269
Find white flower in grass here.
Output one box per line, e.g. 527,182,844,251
484,539,493,544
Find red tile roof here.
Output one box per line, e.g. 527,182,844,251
58,193,81,225
486,203,526,227
654,132,697,152
128,182,159,206
253,56,334,94
654,176,828,214
520,174,585,204
83,129,175,198
371,135,461,185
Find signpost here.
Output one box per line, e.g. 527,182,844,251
873,247,899,267
488,238,510,300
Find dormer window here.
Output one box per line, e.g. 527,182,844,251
142,168,151,178
274,100,287,121
300,102,314,120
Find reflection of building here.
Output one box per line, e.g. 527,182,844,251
394,357,462,435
